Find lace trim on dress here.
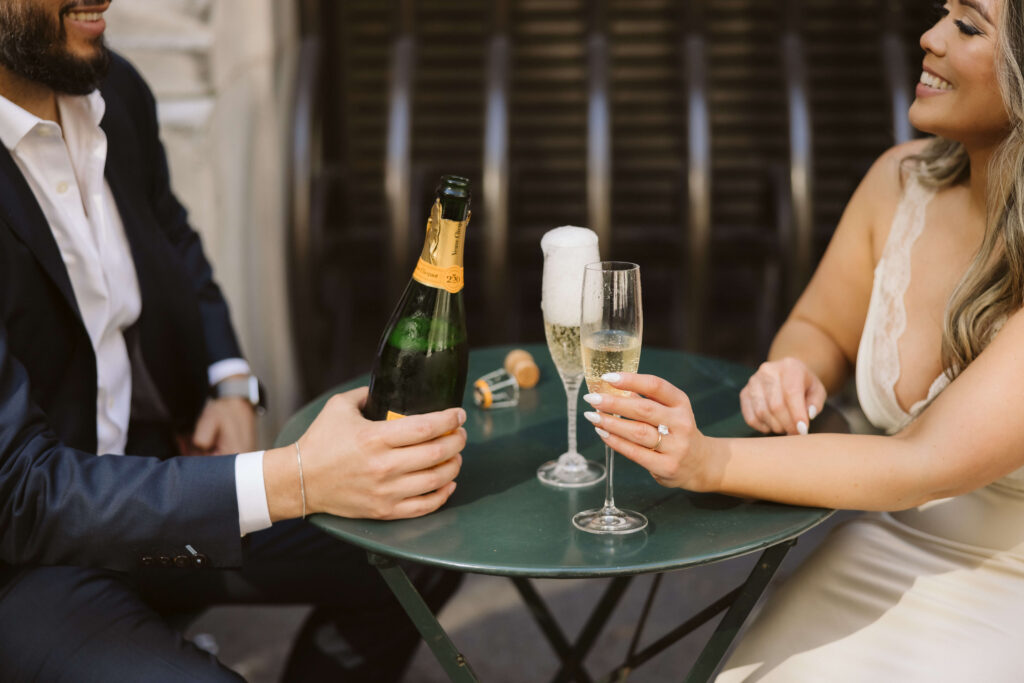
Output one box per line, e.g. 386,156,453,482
858,174,1024,486
870,174,949,432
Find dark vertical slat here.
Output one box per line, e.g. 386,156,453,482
684,0,710,352
288,32,322,396
385,0,416,300
588,0,612,252
883,0,914,144
782,0,814,305
484,0,511,341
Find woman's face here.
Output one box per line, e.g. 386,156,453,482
909,0,1011,149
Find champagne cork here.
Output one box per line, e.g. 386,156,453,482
504,349,540,389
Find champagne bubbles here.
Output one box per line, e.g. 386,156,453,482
541,226,600,326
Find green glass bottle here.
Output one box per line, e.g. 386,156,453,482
364,176,471,421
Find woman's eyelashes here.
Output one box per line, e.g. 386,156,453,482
933,3,984,37
954,19,983,36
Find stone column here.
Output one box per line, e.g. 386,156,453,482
106,0,301,442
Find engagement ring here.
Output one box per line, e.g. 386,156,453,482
653,424,670,451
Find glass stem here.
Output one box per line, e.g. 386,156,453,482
603,444,615,511
562,375,582,456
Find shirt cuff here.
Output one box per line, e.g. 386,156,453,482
209,358,252,387
235,450,272,536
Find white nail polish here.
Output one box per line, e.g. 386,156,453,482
797,421,808,436
602,372,621,383
808,405,818,420
583,393,602,405
595,427,610,439
583,411,602,424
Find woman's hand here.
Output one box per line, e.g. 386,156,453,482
581,373,720,492
739,357,826,435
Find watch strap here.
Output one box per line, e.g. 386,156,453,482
212,375,265,411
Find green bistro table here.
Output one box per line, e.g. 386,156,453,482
274,345,842,683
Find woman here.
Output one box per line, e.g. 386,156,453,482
581,0,1024,679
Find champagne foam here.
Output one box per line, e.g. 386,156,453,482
541,226,600,326
541,226,598,251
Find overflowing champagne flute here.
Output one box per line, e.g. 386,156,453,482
537,227,606,488
573,261,647,534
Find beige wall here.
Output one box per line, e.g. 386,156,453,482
106,0,301,442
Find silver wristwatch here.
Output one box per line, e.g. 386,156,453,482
211,375,266,414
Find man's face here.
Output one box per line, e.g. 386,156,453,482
0,0,112,96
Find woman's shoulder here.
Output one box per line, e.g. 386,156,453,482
854,139,932,252
863,139,931,194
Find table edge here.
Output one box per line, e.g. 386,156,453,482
308,507,836,578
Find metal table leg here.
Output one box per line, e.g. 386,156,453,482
550,577,633,683
511,577,595,683
600,540,795,683
369,539,793,683
512,576,634,683
683,540,795,683
368,552,479,683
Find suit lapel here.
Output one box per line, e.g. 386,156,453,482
0,144,82,320
100,98,155,305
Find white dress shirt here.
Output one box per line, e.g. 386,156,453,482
0,91,271,535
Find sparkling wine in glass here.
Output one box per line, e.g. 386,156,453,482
536,227,606,488
573,261,647,534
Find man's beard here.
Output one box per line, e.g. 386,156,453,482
0,2,110,96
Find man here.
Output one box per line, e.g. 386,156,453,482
0,1,465,680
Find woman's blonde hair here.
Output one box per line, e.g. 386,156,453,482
908,0,1024,378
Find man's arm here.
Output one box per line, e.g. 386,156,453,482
0,319,242,571
122,60,242,365
116,57,255,454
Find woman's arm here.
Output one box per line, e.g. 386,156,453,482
589,305,1024,511
740,142,925,435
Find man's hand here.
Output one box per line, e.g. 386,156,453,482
185,398,257,455
263,386,466,522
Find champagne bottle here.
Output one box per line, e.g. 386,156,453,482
364,175,471,420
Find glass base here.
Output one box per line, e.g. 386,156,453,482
537,456,606,489
572,506,648,535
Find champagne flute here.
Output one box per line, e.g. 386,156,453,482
537,227,606,488
573,261,647,534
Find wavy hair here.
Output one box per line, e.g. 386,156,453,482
907,0,1024,379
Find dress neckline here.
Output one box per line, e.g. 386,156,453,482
858,172,950,433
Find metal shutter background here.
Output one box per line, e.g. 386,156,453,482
290,0,936,397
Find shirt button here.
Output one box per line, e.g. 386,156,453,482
56,181,69,194
173,555,190,569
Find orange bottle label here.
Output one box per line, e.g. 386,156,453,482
412,199,467,293
412,260,464,293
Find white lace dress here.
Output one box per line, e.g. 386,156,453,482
716,175,1024,682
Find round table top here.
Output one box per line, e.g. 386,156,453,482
274,344,838,578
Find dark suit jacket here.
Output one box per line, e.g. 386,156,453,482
0,55,245,582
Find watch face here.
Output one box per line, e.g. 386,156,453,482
247,376,259,404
